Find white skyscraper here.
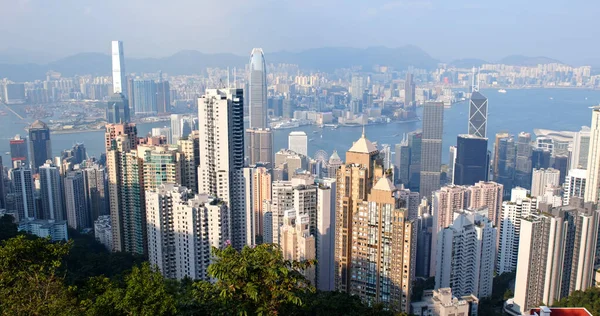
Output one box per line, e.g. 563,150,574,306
564,168,587,205
316,178,336,291
288,131,308,156
497,187,536,274
170,114,183,144
584,106,600,203
39,160,65,221
249,48,267,129
530,168,560,197
111,40,127,95
270,181,294,245
11,166,35,221
197,88,246,250
146,184,230,280
435,209,496,299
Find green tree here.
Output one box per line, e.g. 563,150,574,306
553,286,600,315
194,244,316,315
85,262,177,316
0,235,78,316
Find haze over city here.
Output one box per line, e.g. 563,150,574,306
0,0,599,65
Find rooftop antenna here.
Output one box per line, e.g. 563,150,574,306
471,67,478,92
362,123,366,138
233,67,237,89
227,67,230,88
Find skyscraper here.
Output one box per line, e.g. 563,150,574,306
493,133,516,197
288,131,308,156
280,210,316,285
249,48,267,129
468,92,488,138
435,209,496,299
420,102,444,200
246,128,274,166
64,170,90,230
571,126,590,170
514,132,533,190
11,166,35,221
133,79,157,115
453,134,488,186
106,93,130,124
197,89,246,250
28,120,52,172
316,177,336,291
585,106,600,203
404,73,416,107
111,40,127,95
395,139,410,185
408,130,422,191
155,79,171,114
9,134,28,168
82,163,108,222
39,160,65,221
530,168,560,197
564,168,586,205
242,166,272,245
178,131,200,193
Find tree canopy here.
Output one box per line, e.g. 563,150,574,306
553,286,600,315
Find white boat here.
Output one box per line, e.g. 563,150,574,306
498,89,507,94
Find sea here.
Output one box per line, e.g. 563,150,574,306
0,88,598,166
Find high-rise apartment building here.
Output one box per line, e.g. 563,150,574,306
246,128,274,166
564,168,586,205
280,210,316,285
249,48,267,129
242,166,272,245
530,168,561,197
571,126,590,170
435,209,496,299
453,134,488,186
11,167,35,221
146,184,230,280
420,102,444,201
94,215,112,250
197,88,246,250
28,120,52,172
178,131,199,193
513,198,599,313
316,177,336,291
82,163,108,222
584,106,600,203
139,145,181,191
155,79,171,114
335,132,415,312
514,132,533,190
288,131,308,157
469,181,504,229
39,160,65,221
111,40,127,95
448,146,456,184
9,134,28,168
497,187,536,274
270,180,294,244
64,170,90,230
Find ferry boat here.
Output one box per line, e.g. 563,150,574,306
498,89,507,94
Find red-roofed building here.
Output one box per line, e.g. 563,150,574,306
529,306,592,316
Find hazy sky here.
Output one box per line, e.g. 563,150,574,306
1,0,597,64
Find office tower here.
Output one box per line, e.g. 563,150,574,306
493,134,516,197
94,215,112,250
139,145,181,191
246,128,274,166
178,131,199,193
411,288,479,316
585,107,600,203
468,91,488,138
280,210,316,285
11,167,35,221
83,163,108,222
18,219,68,241
420,102,444,201
106,125,146,255
70,143,87,164
156,79,171,114
249,48,267,129
106,93,130,123
316,178,335,291
395,140,410,185
564,168,586,205
530,168,560,197
28,120,52,172
133,79,157,114
351,75,365,100
497,187,536,275
9,134,28,168
415,213,433,277
407,131,422,190
453,134,488,186
270,181,294,244
532,148,551,170
404,73,416,107
334,132,414,312
288,131,308,156
493,132,509,179
514,132,533,189
39,161,65,221
435,209,496,299
327,150,343,178
513,199,599,313
64,170,90,230
571,126,590,170
448,146,456,184
111,40,127,95
146,184,230,280
242,166,272,245
197,88,246,249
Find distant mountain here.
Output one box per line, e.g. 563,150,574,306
497,55,563,66
0,46,440,81
448,58,489,68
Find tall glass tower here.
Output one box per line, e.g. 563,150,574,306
28,120,52,172
468,68,488,138
249,48,267,129
111,41,127,95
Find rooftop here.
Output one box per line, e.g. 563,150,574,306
373,177,395,192
348,128,377,154
529,307,592,316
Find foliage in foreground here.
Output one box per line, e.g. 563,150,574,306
0,217,409,315
553,286,600,315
